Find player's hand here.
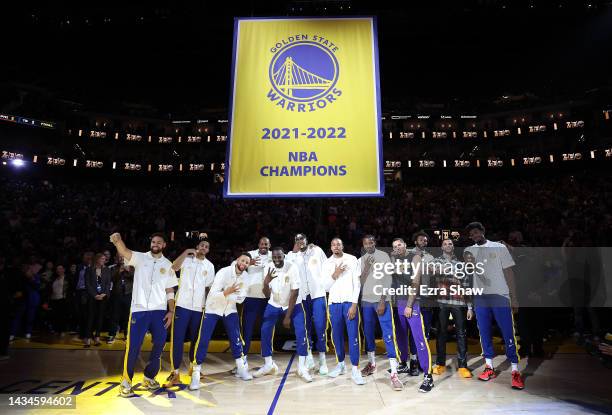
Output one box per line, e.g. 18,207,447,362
109,233,122,244
184,248,197,256
404,306,413,318
376,300,386,316
332,263,347,279
163,311,174,329
511,298,519,314
347,303,358,320
282,315,291,329
223,283,241,297
363,256,375,272
467,309,474,320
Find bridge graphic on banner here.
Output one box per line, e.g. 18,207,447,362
272,57,332,97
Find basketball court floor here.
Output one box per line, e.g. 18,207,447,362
2,335,611,415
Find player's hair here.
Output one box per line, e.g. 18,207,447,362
412,230,428,242
272,246,284,252
362,234,376,242
150,232,167,242
239,252,252,259
465,222,485,233
392,237,405,244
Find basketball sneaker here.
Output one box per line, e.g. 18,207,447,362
478,365,497,381
418,374,434,393
142,377,161,391
511,371,524,390
163,371,181,388
390,373,403,391
327,362,346,378
119,379,135,398
361,362,376,377
253,362,279,378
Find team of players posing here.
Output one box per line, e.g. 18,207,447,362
109,221,525,398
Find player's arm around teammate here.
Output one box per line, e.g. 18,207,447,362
189,253,252,390
254,248,312,382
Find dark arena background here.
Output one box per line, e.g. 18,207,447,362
1,1,612,414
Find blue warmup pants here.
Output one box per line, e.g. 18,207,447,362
193,312,243,365
122,310,167,382
170,306,203,371
328,302,360,366
362,301,399,359
302,295,328,353
241,297,268,355
260,303,309,357
474,294,519,364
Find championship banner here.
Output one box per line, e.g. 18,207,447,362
224,17,383,198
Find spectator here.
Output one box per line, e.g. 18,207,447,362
74,252,93,339
107,258,133,343
84,253,111,347
49,265,71,335
10,262,42,340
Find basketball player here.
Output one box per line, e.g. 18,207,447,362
464,222,524,390
389,238,419,376
253,247,311,382
322,238,365,385
358,235,403,391
164,239,215,388
109,232,178,398
396,238,435,392
409,231,434,339
242,237,272,357
189,253,253,390
286,233,329,374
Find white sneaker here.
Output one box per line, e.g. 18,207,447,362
236,365,253,381
189,367,201,390
351,370,366,385
297,368,313,383
305,354,315,370
327,363,346,378
253,362,279,378
233,356,247,377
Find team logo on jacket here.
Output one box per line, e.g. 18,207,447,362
267,37,341,112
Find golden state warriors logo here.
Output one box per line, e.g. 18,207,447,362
267,36,341,112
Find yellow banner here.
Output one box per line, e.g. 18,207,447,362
225,17,383,198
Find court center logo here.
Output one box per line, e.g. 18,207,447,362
267,38,342,112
